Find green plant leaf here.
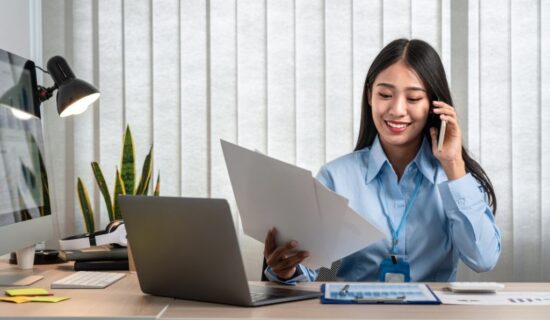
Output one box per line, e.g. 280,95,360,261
77,178,95,233
135,146,153,195
112,168,126,220
153,173,160,196
19,162,39,202
120,125,136,195
91,161,114,221
29,134,51,217
37,146,51,217
17,188,33,221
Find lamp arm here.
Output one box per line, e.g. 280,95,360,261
35,65,57,103
37,84,57,103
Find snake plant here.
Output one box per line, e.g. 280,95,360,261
77,125,160,233
18,133,51,220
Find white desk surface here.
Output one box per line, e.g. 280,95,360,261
1,261,550,319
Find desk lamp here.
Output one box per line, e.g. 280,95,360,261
37,56,100,117
7,55,101,268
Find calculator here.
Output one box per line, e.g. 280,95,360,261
448,282,505,293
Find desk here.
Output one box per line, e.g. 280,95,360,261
0,261,171,318
1,261,550,319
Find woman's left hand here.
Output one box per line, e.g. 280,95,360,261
429,101,466,180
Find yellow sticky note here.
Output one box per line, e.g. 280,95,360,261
5,288,50,297
0,296,31,304
28,296,70,303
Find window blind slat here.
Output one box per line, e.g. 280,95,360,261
180,0,209,198
152,0,181,197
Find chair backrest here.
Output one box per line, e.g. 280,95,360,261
261,259,342,282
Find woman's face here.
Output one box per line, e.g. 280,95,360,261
369,61,430,150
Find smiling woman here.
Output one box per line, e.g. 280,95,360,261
263,39,501,284
35,0,549,283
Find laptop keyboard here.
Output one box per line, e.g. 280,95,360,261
251,291,272,301
249,285,318,302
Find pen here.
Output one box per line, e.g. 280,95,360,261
339,284,350,296
354,296,407,304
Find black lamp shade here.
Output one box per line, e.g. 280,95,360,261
56,78,100,117
46,56,100,117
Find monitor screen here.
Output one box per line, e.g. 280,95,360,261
0,48,53,258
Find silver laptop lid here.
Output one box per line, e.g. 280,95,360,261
120,196,252,306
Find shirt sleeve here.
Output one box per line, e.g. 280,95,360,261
263,264,318,284
262,166,332,285
316,165,335,191
437,173,501,272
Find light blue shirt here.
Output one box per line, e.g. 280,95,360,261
266,135,501,283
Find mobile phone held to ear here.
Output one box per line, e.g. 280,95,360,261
437,120,446,152
428,97,446,152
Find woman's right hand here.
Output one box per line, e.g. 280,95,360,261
264,227,310,280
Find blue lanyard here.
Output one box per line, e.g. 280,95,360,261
377,170,423,254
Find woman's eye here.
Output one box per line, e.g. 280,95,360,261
378,93,392,99
408,97,423,103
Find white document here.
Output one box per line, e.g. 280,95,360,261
434,290,550,305
221,139,385,269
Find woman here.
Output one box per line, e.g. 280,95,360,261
263,39,501,283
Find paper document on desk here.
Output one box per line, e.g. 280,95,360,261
434,290,550,305
221,139,385,269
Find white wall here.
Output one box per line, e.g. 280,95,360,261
0,0,31,58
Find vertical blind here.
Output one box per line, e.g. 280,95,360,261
40,0,549,281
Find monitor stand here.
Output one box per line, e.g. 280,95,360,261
0,245,45,286
0,274,44,286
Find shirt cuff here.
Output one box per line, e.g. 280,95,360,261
264,265,309,285
438,173,486,213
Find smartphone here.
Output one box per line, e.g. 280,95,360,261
428,96,446,152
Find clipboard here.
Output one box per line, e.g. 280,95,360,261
320,283,441,305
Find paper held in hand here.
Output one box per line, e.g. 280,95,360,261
221,140,386,269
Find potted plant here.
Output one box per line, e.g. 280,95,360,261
77,125,160,233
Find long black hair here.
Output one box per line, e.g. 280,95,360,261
355,39,497,215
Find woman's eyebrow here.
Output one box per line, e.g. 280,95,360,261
376,82,426,92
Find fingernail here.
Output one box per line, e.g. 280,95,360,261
290,241,297,247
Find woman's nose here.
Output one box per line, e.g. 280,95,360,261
388,96,407,116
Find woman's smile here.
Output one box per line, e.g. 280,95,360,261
385,120,410,133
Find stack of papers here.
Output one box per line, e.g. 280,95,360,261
434,290,550,305
221,140,386,269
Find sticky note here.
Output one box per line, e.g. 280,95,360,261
26,296,70,303
0,296,69,303
5,288,51,297
0,296,30,304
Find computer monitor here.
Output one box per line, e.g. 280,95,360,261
0,48,54,282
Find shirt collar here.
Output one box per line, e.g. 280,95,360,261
364,135,437,185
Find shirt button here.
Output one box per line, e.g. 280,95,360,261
457,198,465,207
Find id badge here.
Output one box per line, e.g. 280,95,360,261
378,256,411,282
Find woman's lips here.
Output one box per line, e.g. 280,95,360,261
385,121,409,133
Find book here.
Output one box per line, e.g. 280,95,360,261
59,245,128,262
73,259,129,271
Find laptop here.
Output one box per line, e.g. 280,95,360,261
119,196,321,307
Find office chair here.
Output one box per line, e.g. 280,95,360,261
261,259,342,282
